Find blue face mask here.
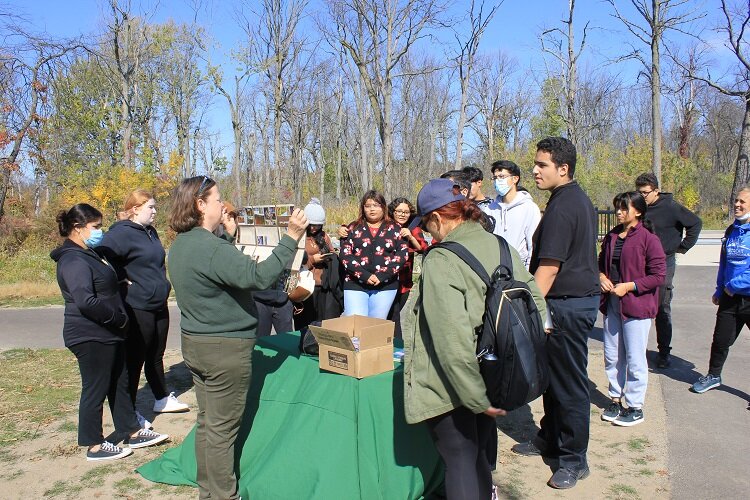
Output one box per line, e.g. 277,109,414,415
84,228,104,248
494,178,511,197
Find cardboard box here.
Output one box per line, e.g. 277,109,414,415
309,315,395,378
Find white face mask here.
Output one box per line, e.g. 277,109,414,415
737,212,750,221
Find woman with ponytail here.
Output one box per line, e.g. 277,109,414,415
51,204,168,462
598,191,666,427
402,179,546,500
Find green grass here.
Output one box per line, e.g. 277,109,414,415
638,468,654,476
0,247,57,284
608,483,640,499
0,349,80,445
633,457,648,465
43,479,82,497
56,421,78,433
114,476,144,494
627,436,650,451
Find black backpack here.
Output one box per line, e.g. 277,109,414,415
432,235,549,411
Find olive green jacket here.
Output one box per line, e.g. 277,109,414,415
402,221,547,424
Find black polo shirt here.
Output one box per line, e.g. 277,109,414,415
530,180,600,298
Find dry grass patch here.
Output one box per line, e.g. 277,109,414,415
0,281,61,307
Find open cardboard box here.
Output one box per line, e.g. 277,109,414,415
309,315,395,379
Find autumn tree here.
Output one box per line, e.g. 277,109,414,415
608,0,703,186
0,13,81,220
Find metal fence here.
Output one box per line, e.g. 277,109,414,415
596,209,616,241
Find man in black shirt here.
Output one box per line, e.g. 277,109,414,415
635,173,702,368
511,137,600,490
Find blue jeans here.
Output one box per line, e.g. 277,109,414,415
343,289,397,319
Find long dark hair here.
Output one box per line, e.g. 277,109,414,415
613,191,654,233
353,190,390,227
56,204,102,237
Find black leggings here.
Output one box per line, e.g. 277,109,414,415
709,292,750,376
425,406,495,499
69,341,140,446
125,307,169,404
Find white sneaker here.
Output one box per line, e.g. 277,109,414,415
153,392,189,413
136,411,153,430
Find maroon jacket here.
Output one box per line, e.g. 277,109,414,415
598,222,666,319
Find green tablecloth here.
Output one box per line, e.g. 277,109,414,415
137,333,444,499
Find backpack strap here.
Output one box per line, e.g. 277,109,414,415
493,235,514,281
428,234,515,288
433,241,492,288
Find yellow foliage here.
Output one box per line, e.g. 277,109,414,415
59,165,176,222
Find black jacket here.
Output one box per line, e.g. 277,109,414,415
647,193,702,258
100,220,171,311
50,240,129,347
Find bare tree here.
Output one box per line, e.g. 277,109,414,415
0,14,81,220
608,0,703,185
209,14,256,203
541,0,589,146
254,0,307,191
684,0,750,210
104,0,154,171
326,0,445,198
664,45,704,158
453,0,500,169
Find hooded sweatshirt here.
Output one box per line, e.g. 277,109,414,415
646,192,702,261
100,220,171,311
50,240,129,347
483,191,541,267
715,219,750,298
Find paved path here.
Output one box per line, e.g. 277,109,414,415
1,236,748,498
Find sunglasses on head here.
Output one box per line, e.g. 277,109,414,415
197,175,213,196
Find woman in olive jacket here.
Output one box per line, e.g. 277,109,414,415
402,179,546,500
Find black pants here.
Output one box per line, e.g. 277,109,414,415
425,406,495,500
538,295,599,471
125,306,169,404
68,341,140,446
655,262,676,354
708,292,750,376
388,290,411,339
255,299,293,337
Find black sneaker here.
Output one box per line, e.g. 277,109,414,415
511,440,543,456
601,401,622,422
125,429,169,449
612,407,644,427
86,441,133,461
657,353,671,368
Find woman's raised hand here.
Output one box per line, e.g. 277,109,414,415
286,208,309,241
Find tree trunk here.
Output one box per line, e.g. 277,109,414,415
730,97,750,214
567,0,577,145
651,0,662,185
455,78,469,169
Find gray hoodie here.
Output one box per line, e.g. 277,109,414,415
482,190,541,268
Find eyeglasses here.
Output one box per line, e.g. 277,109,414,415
493,174,515,180
638,189,654,197
197,176,212,196
393,210,411,216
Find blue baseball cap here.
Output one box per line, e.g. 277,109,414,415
409,178,466,230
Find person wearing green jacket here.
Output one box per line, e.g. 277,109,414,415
167,176,308,500
402,178,546,500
